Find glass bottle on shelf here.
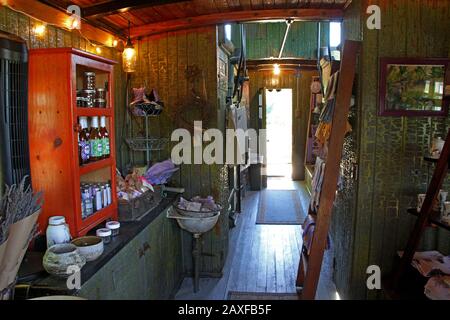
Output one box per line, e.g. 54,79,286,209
99,116,110,159
82,189,93,218
89,116,103,162
105,183,112,206
95,187,103,212
78,117,91,165
80,187,86,219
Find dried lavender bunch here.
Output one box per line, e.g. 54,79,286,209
0,176,43,243
0,185,14,244
6,176,43,223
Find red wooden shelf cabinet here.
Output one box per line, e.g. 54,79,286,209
29,48,118,237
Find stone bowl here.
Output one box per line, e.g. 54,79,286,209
43,243,86,277
71,236,104,262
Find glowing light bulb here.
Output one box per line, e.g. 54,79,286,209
124,46,135,60
273,64,281,75
69,17,79,30
122,36,137,73
33,24,46,37
112,39,118,47
96,46,102,54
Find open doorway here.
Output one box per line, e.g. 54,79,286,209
265,88,293,180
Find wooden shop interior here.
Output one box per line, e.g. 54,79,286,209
0,0,449,301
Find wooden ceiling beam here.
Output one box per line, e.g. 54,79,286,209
82,0,190,18
2,0,118,46
247,58,318,70
130,8,343,38
38,0,126,38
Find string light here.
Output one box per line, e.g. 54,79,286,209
3,3,118,53
94,45,102,54
68,17,79,30
32,24,46,37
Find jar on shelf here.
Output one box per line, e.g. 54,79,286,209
96,88,107,100
46,216,71,248
84,72,96,90
96,228,112,244
83,89,96,108
106,221,120,237
94,99,107,108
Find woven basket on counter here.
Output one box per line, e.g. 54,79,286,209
118,186,162,222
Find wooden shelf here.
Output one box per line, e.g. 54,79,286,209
424,156,439,163
76,107,112,117
79,157,112,175
407,208,450,232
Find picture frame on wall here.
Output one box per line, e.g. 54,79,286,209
379,58,450,116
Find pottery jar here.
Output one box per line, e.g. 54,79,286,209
43,243,86,277
46,216,71,248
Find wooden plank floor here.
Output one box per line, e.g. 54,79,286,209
175,179,337,300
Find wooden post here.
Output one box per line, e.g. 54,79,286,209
300,40,361,300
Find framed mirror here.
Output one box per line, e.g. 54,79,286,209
379,58,450,116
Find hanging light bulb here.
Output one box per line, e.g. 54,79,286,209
112,39,118,47
273,63,281,75
122,21,137,73
95,46,102,54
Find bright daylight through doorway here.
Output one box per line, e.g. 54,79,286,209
265,88,293,180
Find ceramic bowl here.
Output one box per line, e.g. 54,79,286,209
175,205,222,218
71,236,104,262
43,243,86,277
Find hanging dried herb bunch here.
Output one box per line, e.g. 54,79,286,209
0,176,43,244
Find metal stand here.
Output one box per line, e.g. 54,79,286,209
125,113,168,167
192,233,202,293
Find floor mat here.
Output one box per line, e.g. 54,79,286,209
256,190,305,225
228,291,301,300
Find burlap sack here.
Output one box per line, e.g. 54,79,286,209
0,210,40,291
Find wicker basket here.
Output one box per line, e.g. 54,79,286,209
118,186,162,221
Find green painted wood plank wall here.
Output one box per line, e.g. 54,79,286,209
232,21,330,60
128,27,231,276
338,0,450,300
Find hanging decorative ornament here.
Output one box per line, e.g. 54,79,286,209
123,21,137,73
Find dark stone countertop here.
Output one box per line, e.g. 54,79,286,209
15,192,178,298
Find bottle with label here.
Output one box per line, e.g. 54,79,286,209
95,187,103,212
105,183,112,206
101,185,108,208
78,117,91,165
80,187,86,219
99,116,110,159
82,189,93,218
89,116,103,162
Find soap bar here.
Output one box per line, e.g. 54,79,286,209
186,202,202,212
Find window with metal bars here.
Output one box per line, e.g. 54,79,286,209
0,32,30,186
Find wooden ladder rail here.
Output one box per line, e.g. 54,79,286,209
296,40,361,300
391,128,450,290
